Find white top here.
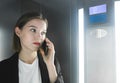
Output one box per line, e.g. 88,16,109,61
19,57,42,83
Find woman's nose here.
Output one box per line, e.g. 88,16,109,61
34,32,40,38
36,32,44,39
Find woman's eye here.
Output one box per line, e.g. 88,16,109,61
41,32,46,35
30,29,36,32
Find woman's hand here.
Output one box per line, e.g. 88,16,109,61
40,38,57,83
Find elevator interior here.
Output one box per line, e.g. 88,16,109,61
0,0,118,83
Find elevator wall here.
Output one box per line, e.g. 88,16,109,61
81,0,116,83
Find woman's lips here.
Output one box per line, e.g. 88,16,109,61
33,42,40,46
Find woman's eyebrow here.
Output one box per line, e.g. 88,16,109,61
28,25,37,28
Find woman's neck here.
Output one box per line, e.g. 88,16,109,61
19,50,37,64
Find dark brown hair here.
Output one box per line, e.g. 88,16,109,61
13,12,48,52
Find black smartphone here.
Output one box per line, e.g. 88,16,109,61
41,40,48,55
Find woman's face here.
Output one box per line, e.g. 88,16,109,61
15,19,47,52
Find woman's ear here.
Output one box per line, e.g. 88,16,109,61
15,27,21,37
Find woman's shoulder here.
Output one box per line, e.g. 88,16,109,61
0,52,19,82
0,58,11,72
0,57,11,65
0,52,19,67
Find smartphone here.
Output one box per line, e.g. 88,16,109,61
41,40,48,55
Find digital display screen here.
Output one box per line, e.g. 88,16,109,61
89,4,107,24
89,4,107,15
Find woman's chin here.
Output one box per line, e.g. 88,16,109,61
31,47,39,52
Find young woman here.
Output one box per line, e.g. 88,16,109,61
0,12,64,83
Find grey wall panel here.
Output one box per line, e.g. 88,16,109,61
0,0,21,61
